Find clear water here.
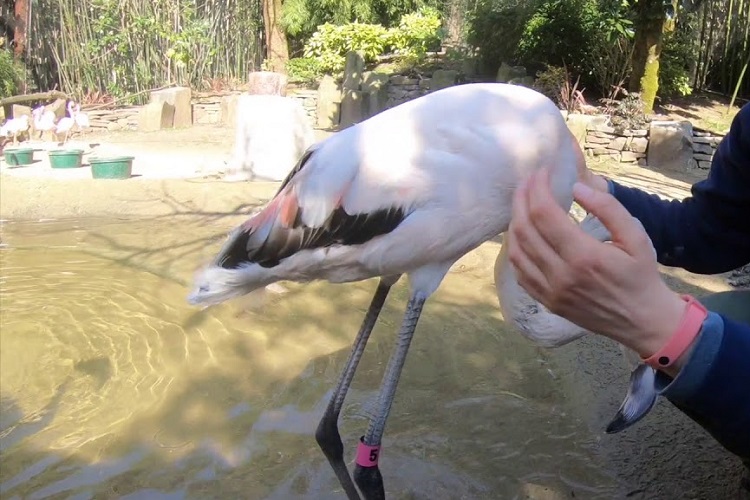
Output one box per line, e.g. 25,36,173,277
0,218,619,499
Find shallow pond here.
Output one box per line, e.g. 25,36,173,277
0,217,621,499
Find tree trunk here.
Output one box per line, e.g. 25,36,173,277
13,0,27,60
445,0,468,46
629,0,667,113
262,0,289,74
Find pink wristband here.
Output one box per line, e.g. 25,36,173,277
642,294,708,369
355,437,380,467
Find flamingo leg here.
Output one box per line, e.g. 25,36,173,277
316,277,397,500
353,293,426,500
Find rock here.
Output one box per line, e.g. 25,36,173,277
339,89,366,128
138,101,175,132
519,482,568,500
45,99,68,120
248,71,288,96
364,87,389,118
588,115,610,128
220,94,241,128
607,137,628,151
692,142,713,154
316,75,342,130
693,136,712,144
647,120,693,170
495,61,526,83
508,76,535,87
698,160,712,169
630,129,647,137
585,136,610,144
225,95,315,182
693,153,714,161
628,137,648,153
621,151,640,162
150,86,192,128
11,104,31,119
343,51,365,90
591,147,609,155
566,114,596,146
419,78,431,89
361,72,390,92
592,124,616,133
360,74,390,118
430,69,458,91
390,75,413,85
591,131,616,138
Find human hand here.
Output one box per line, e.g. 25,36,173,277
507,168,689,374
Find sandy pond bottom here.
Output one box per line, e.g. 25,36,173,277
0,216,746,500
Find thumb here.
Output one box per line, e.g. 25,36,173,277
573,182,652,257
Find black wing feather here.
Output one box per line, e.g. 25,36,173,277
218,205,407,270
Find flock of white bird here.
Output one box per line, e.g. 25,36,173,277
0,100,90,146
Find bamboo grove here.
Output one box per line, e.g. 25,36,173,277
1,0,748,102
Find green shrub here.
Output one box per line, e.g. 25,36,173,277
466,0,541,76
516,0,601,77
533,65,569,104
0,49,20,98
303,22,390,73
303,9,442,75
387,7,442,58
286,57,324,84
658,27,693,98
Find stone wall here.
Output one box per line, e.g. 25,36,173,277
79,88,317,132
287,88,318,129
85,107,142,132
386,75,430,108
578,114,725,169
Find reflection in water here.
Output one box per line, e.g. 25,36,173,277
0,218,619,499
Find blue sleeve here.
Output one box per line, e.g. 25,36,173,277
607,103,750,274
654,312,750,461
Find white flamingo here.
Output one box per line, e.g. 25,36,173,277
54,102,77,145
0,115,31,145
187,83,654,499
31,105,57,142
73,103,90,138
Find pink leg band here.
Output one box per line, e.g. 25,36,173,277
355,437,380,467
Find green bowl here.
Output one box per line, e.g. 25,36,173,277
89,156,135,179
49,149,84,169
4,148,35,166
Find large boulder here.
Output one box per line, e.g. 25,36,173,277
138,101,175,132
225,95,316,182
496,62,527,83
647,120,694,170
316,75,342,129
430,69,458,91
342,51,365,90
150,87,192,128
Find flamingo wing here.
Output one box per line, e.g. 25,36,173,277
214,140,409,270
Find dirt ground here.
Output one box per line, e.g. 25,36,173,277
655,90,742,133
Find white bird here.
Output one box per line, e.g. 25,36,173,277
54,101,77,145
73,103,90,138
31,105,57,142
187,82,651,500
0,115,31,145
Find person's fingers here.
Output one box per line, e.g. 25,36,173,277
572,182,653,259
510,173,566,276
506,231,551,300
524,169,594,263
